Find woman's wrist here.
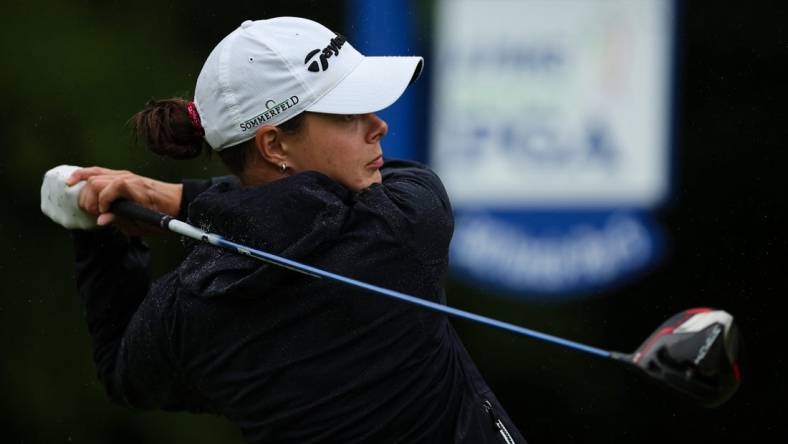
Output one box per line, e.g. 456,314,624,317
154,180,183,217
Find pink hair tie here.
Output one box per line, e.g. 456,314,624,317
186,101,205,136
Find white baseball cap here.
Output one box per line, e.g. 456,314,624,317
194,17,424,151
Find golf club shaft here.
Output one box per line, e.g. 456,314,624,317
111,200,613,359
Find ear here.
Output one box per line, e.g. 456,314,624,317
253,125,288,167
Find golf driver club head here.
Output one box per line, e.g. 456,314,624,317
613,308,741,407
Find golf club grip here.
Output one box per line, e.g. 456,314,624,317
110,199,171,229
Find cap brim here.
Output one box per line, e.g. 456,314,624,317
306,56,423,115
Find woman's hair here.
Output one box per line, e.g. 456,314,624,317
130,98,207,160
130,97,306,175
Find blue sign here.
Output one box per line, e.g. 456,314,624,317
430,0,675,298
451,210,662,297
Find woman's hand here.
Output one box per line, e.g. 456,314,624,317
66,167,183,236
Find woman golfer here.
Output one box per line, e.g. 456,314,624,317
69,17,524,443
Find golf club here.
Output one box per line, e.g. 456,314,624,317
111,199,742,407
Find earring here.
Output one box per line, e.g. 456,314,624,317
280,163,287,173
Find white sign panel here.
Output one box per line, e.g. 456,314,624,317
431,0,673,208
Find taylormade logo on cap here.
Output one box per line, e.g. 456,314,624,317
193,17,424,151
304,35,347,72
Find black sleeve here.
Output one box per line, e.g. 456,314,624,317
73,229,151,378
353,159,454,263
73,228,211,412
72,175,233,411
179,176,239,220
72,229,157,404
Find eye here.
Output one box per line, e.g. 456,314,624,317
341,114,359,122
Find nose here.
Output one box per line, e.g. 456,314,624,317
365,113,388,144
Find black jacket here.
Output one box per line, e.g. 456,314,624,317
73,160,524,443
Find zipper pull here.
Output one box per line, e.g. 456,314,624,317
483,399,516,444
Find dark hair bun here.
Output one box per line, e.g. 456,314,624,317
130,98,205,159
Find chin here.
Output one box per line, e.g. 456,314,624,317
367,170,383,188
371,170,382,183
351,171,382,191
